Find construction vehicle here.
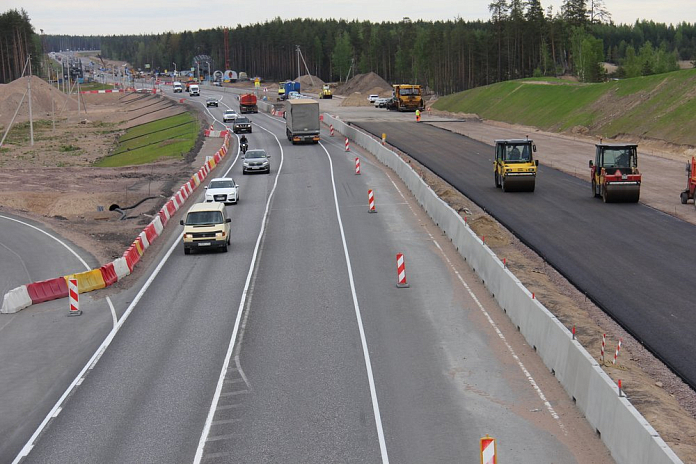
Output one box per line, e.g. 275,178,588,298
319,84,332,99
680,156,696,205
278,81,300,101
285,99,320,144
240,94,258,114
278,81,287,100
385,84,425,112
494,138,539,192
589,142,641,203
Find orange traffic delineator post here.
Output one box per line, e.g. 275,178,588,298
68,278,82,316
396,253,409,288
355,157,361,175
345,138,350,152
480,435,496,464
613,338,622,365
368,189,376,213
601,333,606,362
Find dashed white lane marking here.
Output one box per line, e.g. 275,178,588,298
320,141,390,463
383,171,567,435
0,214,117,327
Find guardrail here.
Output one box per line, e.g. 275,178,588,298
322,113,682,464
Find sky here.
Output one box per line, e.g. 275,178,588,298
5,0,695,36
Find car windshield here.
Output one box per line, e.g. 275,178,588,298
236,118,249,124
209,180,235,189
185,211,223,225
226,111,235,115
504,144,532,162
246,150,266,159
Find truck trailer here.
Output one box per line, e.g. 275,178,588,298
285,99,320,144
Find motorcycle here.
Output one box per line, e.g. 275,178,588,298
240,141,248,154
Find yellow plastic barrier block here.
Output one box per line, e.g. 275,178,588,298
64,269,106,294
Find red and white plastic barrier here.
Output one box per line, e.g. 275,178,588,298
355,157,361,175
368,189,376,213
68,278,81,316
613,338,622,365
330,125,334,137
396,253,409,288
480,436,496,464
601,333,606,362
1,285,32,314
345,138,350,152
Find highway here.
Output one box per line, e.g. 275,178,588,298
6,88,613,463
353,120,696,390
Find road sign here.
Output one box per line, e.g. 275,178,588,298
480,435,496,464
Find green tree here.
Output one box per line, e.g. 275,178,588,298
331,31,352,82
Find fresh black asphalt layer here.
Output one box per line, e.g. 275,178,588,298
354,120,696,390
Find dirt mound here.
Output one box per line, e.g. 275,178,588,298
0,77,71,129
295,74,325,91
335,72,391,96
340,86,393,107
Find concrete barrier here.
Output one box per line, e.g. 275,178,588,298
323,114,682,464
1,285,32,314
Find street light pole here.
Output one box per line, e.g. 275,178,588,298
207,62,211,84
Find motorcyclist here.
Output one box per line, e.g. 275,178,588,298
240,135,248,153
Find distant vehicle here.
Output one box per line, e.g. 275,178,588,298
287,91,301,99
213,80,221,86
189,84,200,96
206,98,218,107
233,117,252,134
285,99,320,144
319,84,332,99
223,109,238,122
239,94,258,113
205,177,239,204
242,149,271,175
374,97,389,108
385,84,424,112
494,138,538,193
368,94,379,103
179,202,231,254
278,81,300,101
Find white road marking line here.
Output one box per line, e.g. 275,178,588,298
0,239,32,282
384,171,567,434
12,230,182,464
319,141,390,463
193,122,285,464
0,214,117,327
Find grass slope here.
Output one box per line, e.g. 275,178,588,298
433,69,696,146
95,112,199,167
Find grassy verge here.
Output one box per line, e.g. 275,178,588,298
94,112,199,167
433,69,696,146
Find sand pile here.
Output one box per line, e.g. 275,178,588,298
340,86,394,107
295,74,325,91
335,72,391,96
0,77,71,128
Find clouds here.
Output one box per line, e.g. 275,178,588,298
5,0,695,36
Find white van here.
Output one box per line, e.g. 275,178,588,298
189,84,200,96
173,81,183,93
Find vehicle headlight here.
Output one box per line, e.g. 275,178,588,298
184,233,193,239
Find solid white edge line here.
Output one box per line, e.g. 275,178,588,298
193,121,284,463
0,214,118,327
12,231,182,464
319,141,390,463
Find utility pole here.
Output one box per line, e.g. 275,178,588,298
296,45,300,80
28,55,34,146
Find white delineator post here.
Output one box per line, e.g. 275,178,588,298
68,278,81,316
345,138,350,152
368,189,376,213
613,338,622,365
355,157,361,175
396,253,409,288
480,435,496,464
330,125,334,137
601,333,606,362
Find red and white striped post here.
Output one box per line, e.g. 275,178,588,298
345,138,350,152
368,189,376,213
396,253,409,288
355,157,361,175
480,435,496,464
613,338,622,365
601,333,606,362
330,125,334,137
68,278,82,316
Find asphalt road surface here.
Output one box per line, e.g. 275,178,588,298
354,120,696,390
6,89,613,463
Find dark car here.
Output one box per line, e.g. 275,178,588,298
233,116,252,133
206,98,218,107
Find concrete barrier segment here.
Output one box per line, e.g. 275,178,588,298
26,277,68,304
1,285,32,313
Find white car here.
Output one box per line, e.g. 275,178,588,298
205,178,239,204
374,97,389,108
368,94,379,103
223,109,238,122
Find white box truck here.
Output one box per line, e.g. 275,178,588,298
285,99,320,144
